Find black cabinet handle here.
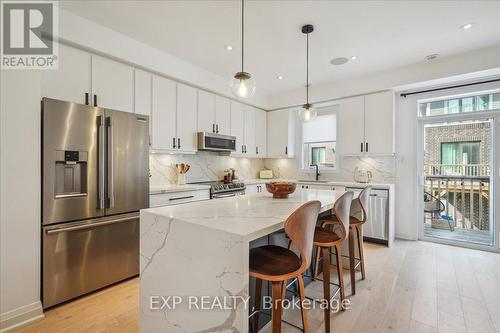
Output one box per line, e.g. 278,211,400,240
93,94,97,107
169,195,194,201
212,124,215,133
256,146,258,154
285,146,288,155
361,142,364,152
85,93,89,105
365,142,369,152
173,137,176,149
216,124,219,133
177,138,181,149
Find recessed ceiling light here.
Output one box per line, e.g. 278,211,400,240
351,56,358,60
330,57,349,65
225,45,233,51
460,23,474,30
277,75,284,80
425,53,439,61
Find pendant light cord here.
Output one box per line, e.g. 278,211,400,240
306,31,309,104
241,0,244,73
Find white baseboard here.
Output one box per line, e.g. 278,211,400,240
395,233,418,241
0,301,44,333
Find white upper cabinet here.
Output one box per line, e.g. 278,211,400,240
267,109,295,158
337,91,394,155
230,101,245,155
364,91,395,154
197,90,216,133
215,96,231,135
255,109,267,157
244,106,256,157
42,44,92,105
337,96,365,155
134,69,152,117
176,84,198,153
92,55,134,113
151,75,176,151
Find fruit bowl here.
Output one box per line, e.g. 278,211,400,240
265,182,296,199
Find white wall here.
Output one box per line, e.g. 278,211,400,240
0,71,44,331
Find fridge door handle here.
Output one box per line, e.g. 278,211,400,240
97,115,105,209
106,116,115,208
45,215,137,234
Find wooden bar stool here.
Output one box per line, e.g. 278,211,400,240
312,191,354,333
250,200,322,333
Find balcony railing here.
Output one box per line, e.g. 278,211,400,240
424,174,490,231
425,164,490,177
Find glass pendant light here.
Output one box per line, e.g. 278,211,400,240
230,0,256,98
298,24,317,122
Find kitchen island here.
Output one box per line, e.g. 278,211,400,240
140,188,346,333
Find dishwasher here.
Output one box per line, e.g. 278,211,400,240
345,187,389,245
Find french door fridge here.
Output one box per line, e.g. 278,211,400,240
41,98,149,308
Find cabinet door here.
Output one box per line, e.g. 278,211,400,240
134,69,152,117
267,109,289,158
255,109,267,157
92,55,134,112
337,96,365,154
215,96,231,135
42,44,91,105
245,184,259,194
197,90,216,133
230,101,245,155
364,91,394,154
151,75,176,151
176,84,198,153
244,106,256,157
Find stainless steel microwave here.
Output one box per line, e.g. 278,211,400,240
197,132,236,152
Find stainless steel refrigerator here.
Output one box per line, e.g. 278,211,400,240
41,98,149,308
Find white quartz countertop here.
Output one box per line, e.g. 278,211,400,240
142,188,345,241
149,184,211,195
240,178,394,189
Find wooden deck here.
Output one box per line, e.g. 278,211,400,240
424,224,492,245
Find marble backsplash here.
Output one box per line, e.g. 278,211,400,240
150,151,265,186
264,155,397,183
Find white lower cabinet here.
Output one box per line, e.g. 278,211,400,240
149,190,210,208
298,183,345,191
245,184,265,194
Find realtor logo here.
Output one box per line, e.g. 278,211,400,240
1,1,58,69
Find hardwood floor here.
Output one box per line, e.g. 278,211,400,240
12,240,500,333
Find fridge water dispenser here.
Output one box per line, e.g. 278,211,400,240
54,150,88,198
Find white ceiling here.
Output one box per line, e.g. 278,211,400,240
61,0,500,99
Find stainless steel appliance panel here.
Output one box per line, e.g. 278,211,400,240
42,213,139,308
42,98,105,225
197,132,236,152
104,109,149,215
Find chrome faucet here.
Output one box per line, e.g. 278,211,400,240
310,164,320,181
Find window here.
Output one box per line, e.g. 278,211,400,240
302,109,337,170
441,141,480,165
419,90,500,117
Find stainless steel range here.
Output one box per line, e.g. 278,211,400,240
192,181,246,199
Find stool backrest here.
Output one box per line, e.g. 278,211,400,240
284,200,321,273
351,186,371,222
333,191,355,241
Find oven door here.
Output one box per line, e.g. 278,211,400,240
211,191,245,199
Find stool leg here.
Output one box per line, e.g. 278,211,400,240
335,244,346,306
297,275,309,333
314,245,321,278
348,229,356,296
357,225,366,280
321,247,330,333
253,278,262,333
271,281,283,333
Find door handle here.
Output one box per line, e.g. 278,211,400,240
85,92,89,105
285,146,288,155
256,146,258,154
177,138,181,149
97,115,105,209
106,116,115,208
173,137,176,149
361,142,364,152
365,142,369,152
169,195,194,201
45,215,138,234
216,124,219,133
93,94,97,107
213,124,215,133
